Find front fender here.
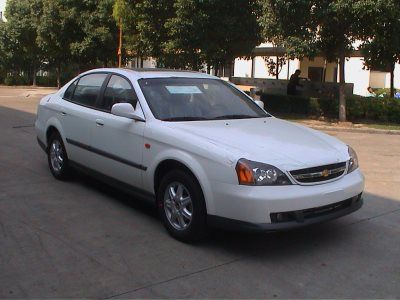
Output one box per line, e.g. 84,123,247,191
144,148,216,215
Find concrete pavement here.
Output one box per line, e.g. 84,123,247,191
0,87,399,298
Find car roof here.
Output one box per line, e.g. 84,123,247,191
85,67,219,80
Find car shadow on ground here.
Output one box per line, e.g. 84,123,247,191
70,170,394,257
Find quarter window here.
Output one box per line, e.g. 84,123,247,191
71,73,107,107
63,79,78,100
102,75,137,111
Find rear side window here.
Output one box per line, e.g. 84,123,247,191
71,73,108,107
101,75,138,111
64,80,77,100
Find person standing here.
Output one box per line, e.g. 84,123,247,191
366,86,376,97
287,69,303,95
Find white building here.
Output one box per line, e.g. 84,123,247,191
234,43,400,96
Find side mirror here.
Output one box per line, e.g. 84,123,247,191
111,103,145,122
255,100,264,109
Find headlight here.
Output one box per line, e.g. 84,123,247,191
348,146,359,173
235,159,292,186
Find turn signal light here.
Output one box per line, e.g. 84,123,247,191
236,160,254,185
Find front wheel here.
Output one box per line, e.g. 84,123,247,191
157,170,207,242
47,132,71,180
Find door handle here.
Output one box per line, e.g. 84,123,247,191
95,119,104,126
60,112,67,116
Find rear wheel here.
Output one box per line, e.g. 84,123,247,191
157,170,207,242
47,132,71,180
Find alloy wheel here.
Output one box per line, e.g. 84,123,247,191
163,182,193,230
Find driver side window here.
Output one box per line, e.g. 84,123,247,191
102,75,138,112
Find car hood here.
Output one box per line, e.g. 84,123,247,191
165,117,349,171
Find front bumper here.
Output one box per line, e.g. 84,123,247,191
208,194,363,232
208,168,364,225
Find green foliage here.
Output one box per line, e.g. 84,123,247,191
356,0,400,97
117,0,261,70
198,0,262,69
0,0,118,86
261,93,400,123
258,0,375,121
263,56,286,78
0,0,42,84
258,0,317,59
4,73,30,86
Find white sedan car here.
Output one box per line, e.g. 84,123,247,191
35,68,364,242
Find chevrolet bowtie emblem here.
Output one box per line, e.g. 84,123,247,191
322,169,330,177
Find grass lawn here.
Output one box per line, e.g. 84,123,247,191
361,123,400,130
275,113,400,131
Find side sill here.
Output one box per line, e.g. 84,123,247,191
69,161,155,203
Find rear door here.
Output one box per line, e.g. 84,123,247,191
60,73,108,166
89,74,146,188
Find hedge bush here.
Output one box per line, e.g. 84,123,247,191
3,74,30,86
36,75,58,87
261,93,400,123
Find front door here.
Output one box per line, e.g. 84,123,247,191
89,74,145,188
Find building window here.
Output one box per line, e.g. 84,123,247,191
308,67,324,82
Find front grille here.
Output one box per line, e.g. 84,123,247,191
270,194,362,223
289,162,347,184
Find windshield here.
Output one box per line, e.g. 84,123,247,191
138,78,269,121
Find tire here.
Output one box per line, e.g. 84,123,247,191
157,169,207,242
47,132,71,180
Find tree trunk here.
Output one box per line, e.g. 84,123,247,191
56,64,61,89
276,56,279,80
230,59,235,80
32,65,37,87
390,64,395,98
338,54,346,122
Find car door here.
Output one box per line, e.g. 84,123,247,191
60,73,108,166
89,74,145,188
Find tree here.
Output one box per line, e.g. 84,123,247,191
163,0,207,70
2,0,43,85
36,0,118,87
259,0,365,121
356,0,400,97
263,56,286,79
114,0,175,67
70,0,118,69
36,0,78,87
314,1,359,122
163,0,262,72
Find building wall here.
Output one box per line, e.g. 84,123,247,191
234,54,400,96
369,72,387,89
344,58,371,96
299,57,337,82
234,58,252,77
384,64,400,90
234,56,300,80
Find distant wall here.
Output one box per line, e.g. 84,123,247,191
231,77,354,98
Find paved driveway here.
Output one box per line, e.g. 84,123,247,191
1,87,399,298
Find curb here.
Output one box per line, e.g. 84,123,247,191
0,85,58,90
305,124,400,135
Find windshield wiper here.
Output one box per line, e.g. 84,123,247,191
212,114,261,120
161,116,209,122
